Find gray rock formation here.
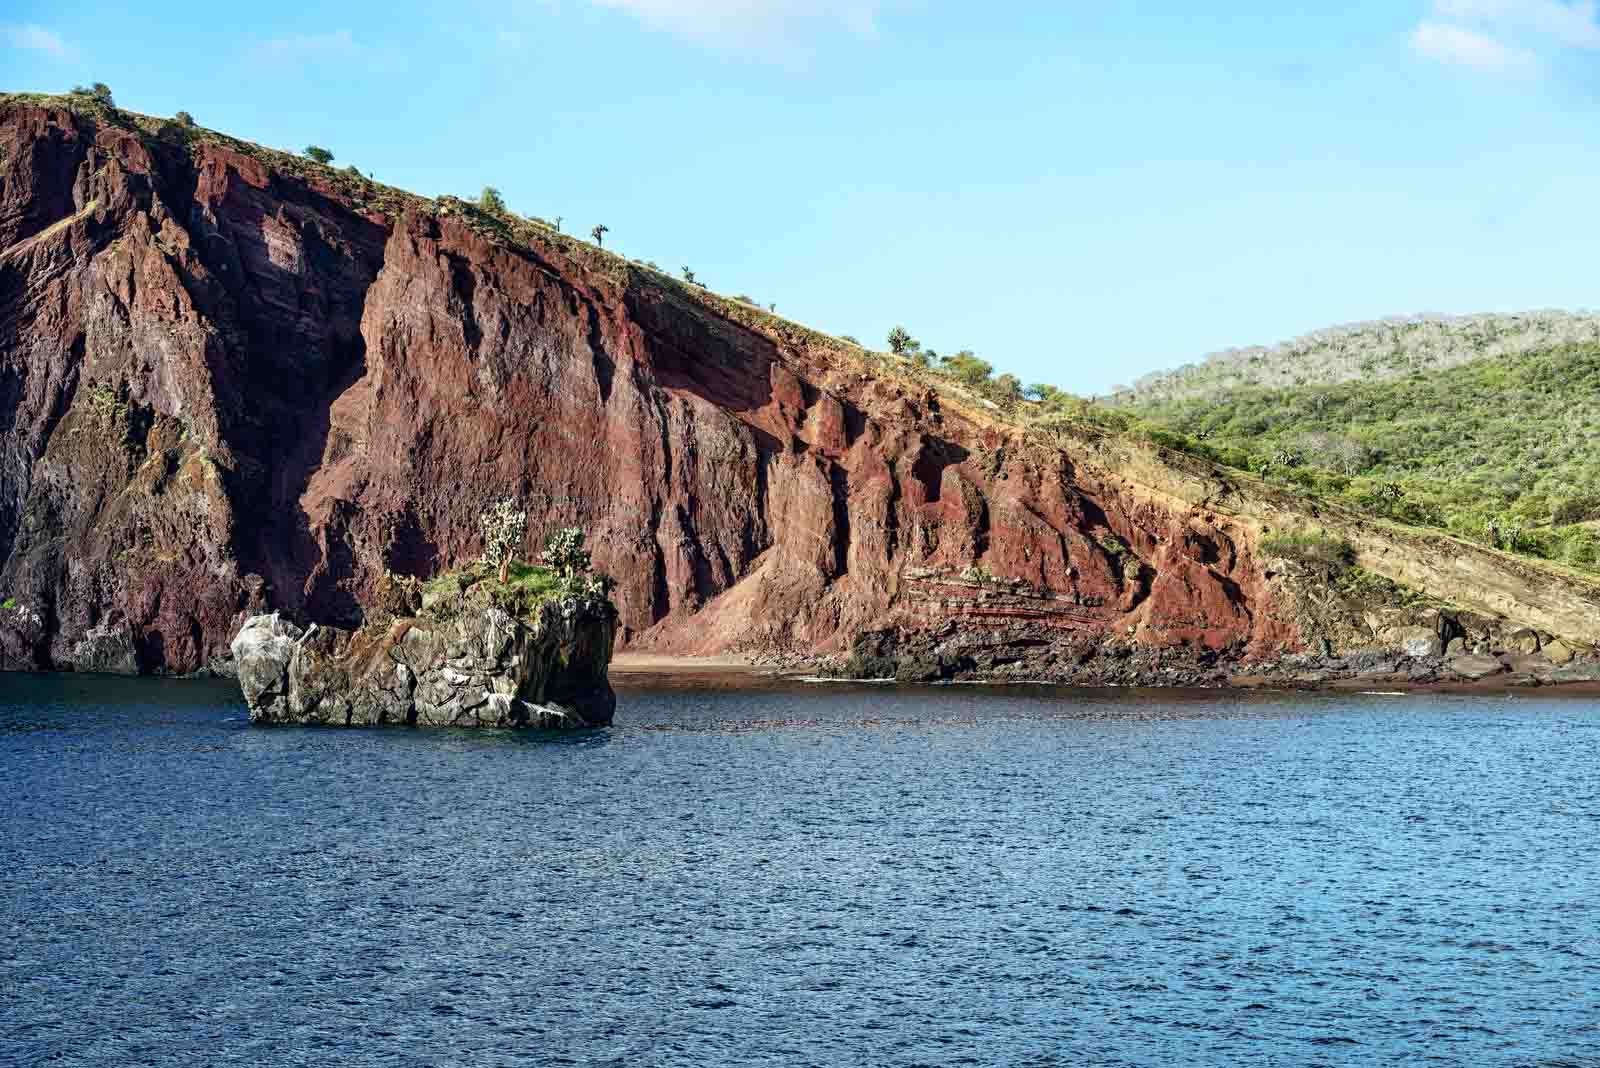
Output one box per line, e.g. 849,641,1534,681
68,622,139,675
232,598,615,728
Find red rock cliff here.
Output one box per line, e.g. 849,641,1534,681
0,102,1301,674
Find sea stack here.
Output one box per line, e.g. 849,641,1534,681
231,573,616,728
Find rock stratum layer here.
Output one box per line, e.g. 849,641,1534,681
4,99,1600,681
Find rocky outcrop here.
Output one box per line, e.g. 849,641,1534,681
4,96,1600,683
67,621,139,675
231,596,615,727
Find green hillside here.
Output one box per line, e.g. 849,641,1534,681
1115,343,1600,571
1104,312,1600,405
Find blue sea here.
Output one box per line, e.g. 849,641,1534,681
3,673,1597,1066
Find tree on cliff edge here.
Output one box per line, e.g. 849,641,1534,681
887,325,917,356
479,186,507,215
481,500,529,584
304,145,334,165
591,224,609,247
71,83,115,106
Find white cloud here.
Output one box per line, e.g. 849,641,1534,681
1411,20,1539,73
1412,1,1600,77
254,29,361,61
1433,0,1600,46
1,23,76,61
586,0,885,45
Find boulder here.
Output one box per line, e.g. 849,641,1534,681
1394,626,1441,659
1447,654,1507,681
1547,663,1600,684
1543,640,1577,666
231,613,305,719
1500,653,1554,678
69,622,139,675
1506,628,1542,655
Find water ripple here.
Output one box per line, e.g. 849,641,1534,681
1,675,1597,1066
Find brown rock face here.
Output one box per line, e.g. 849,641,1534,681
0,102,1336,673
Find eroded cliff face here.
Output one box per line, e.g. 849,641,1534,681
1,101,1591,676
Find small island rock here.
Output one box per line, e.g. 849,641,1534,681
231,595,615,728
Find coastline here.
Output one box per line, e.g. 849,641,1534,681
609,652,1600,697
609,652,779,690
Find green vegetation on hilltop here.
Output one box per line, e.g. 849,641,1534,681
1124,343,1600,572
421,518,614,622
421,561,568,620
1106,312,1600,405
1259,530,1356,571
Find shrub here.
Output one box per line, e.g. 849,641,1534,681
541,527,592,579
175,110,195,127
942,350,992,387
1552,494,1600,526
1561,530,1600,567
1095,534,1128,559
304,145,334,164
570,571,615,603
71,83,115,106
887,326,916,355
1296,430,1371,475
1139,426,1204,455
1260,530,1356,571
478,186,506,214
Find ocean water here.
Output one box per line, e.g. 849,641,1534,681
2,673,1597,1067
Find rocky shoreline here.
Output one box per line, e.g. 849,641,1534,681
741,620,1600,693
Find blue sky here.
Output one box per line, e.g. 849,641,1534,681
5,1,1599,393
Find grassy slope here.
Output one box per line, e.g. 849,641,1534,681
1122,344,1600,571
